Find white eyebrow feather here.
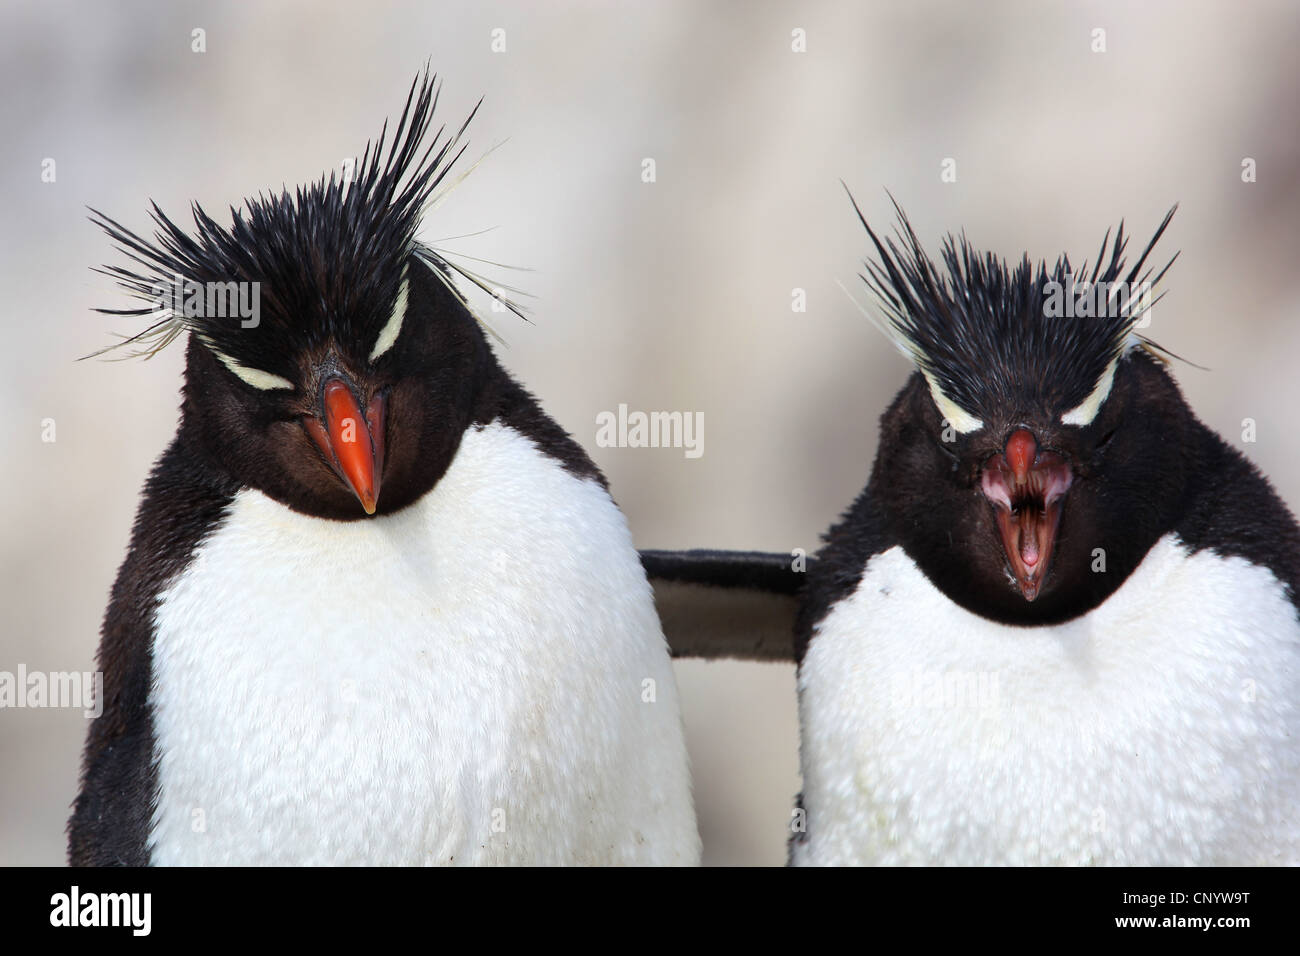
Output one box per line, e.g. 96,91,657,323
1061,357,1119,427
369,264,410,362
836,278,984,434
922,371,984,433
199,336,294,390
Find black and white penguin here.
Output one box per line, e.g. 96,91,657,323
69,72,698,866
644,198,1300,865
790,196,1300,865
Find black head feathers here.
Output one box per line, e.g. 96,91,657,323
847,190,1180,433
86,69,518,378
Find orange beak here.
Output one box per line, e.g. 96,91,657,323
304,379,386,515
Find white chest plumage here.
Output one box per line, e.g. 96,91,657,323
795,535,1300,865
148,421,699,865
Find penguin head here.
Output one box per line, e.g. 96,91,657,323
89,71,512,520
852,194,1185,623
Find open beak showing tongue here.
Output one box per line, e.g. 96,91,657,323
980,428,1073,601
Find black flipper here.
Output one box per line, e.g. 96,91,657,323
639,549,809,662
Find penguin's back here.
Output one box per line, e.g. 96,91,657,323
148,420,699,865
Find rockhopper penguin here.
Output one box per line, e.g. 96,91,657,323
790,196,1300,864
641,197,1300,865
69,72,699,866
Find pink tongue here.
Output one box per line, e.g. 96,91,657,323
1019,512,1041,567
1021,531,1040,567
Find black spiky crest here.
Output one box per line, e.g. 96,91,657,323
848,190,1180,430
86,69,519,374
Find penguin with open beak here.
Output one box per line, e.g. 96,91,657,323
69,71,699,866
647,196,1300,865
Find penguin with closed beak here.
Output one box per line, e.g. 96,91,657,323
645,197,1300,865
69,71,699,866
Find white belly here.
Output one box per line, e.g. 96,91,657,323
148,422,699,865
794,534,1300,865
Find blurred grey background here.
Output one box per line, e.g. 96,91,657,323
3,0,1299,865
